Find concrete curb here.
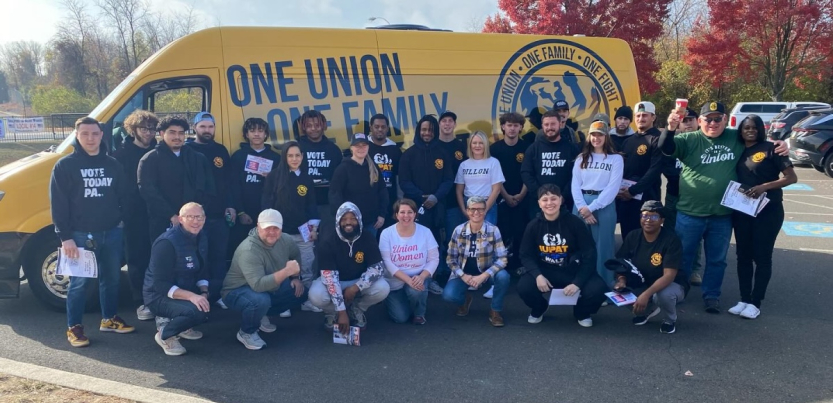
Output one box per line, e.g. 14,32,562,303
0,357,213,403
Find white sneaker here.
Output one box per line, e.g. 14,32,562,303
155,330,186,356
739,304,761,319
136,305,155,321
728,302,748,315
528,314,543,324
279,309,292,318
237,330,266,350
259,316,277,333
216,298,228,310
178,328,203,340
577,318,593,327
301,300,323,312
483,286,494,299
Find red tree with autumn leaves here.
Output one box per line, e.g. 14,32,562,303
685,0,833,101
483,0,673,94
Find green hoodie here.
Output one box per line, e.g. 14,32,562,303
222,228,301,298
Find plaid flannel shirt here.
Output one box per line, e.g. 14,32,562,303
446,221,507,279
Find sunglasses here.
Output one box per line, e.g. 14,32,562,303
702,116,724,124
640,214,662,222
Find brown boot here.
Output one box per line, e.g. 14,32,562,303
456,294,473,317
489,310,505,327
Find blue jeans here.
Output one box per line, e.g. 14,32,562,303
148,297,207,340
675,212,733,301
442,270,510,311
223,282,305,334
386,278,431,323
437,206,467,283
66,227,124,327
204,218,230,303
573,194,617,287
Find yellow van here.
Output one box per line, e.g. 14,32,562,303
0,26,640,310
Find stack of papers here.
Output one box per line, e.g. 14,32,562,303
605,291,637,306
720,180,769,217
333,326,361,346
56,247,98,278
620,179,643,200
548,289,580,305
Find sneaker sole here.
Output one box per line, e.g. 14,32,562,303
155,334,186,356
178,332,203,340
527,316,543,324
100,327,136,334
137,314,155,321
236,332,265,350
68,339,90,347
489,319,505,327
259,325,277,333
301,306,323,312
577,320,593,328
660,327,676,334
633,308,661,326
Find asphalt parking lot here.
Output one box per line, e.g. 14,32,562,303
0,167,831,403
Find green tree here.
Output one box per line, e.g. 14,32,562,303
30,85,97,115
154,89,202,113
0,71,9,103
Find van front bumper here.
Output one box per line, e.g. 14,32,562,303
0,232,27,298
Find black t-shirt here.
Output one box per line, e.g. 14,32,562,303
616,227,686,287
490,138,532,195
438,138,467,205
737,142,792,203
317,231,383,282
462,233,480,275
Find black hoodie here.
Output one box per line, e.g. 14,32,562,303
50,140,127,241
328,156,389,226
184,140,232,218
261,168,319,235
112,136,156,222
137,141,215,222
519,212,596,288
230,143,281,218
620,127,663,200
399,116,454,205
520,132,579,197
299,134,343,206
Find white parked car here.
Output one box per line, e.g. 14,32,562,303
728,101,830,130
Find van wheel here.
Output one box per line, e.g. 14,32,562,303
22,236,99,312
824,153,833,178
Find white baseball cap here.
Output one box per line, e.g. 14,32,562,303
634,101,656,115
257,209,283,229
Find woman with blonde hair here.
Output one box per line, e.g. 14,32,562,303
454,131,505,226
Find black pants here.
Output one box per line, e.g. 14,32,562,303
148,297,207,340
732,202,784,307
497,200,528,271
617,198,642,241
124,216,151,304
517,270,608,320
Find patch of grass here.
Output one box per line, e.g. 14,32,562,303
0,143,60,168
0,374,136,402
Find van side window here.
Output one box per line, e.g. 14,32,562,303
740,105,762,113
761,104,786,113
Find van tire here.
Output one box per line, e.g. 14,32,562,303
22,236,99,312
824,153,833,178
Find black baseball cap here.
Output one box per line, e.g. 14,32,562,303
640,200,666,218
350,133,370,146
684,108,699,119
700,102,726,116
439,111,457,122
554,100,569,111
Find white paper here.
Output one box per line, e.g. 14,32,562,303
620,179,643,201
56,247,98,278
333,325,361,346
244,155,273,175
720,180,768,217
548,289,580,305
605,291,637,306
298,224,312,242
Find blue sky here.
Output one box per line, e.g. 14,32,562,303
0,0,500,46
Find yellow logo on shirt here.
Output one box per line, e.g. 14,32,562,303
650,253,662,266
752,152,765,163
213,157,224,168
455,151,463,160
297,185,307,196
355,251,364,263
434,159,444,169
637,144,648,156
516,153,524,163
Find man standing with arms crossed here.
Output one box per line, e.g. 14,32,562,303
51,117,134,347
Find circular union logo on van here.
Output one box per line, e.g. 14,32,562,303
491,39,627,133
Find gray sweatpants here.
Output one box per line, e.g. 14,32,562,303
647,282,686,323
308,278,390,315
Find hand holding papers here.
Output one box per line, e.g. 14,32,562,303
549,289,580,305
57,247,98,278
244,155,273,176
605,291,637,306
333,326,361,346
620,179,643,201
720,181,769,217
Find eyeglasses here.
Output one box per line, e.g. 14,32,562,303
703,116,724,124
137,126,156,132
183,215,206,222
467,208,486,214
641,214,661,222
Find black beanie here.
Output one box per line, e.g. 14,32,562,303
614,106,633,121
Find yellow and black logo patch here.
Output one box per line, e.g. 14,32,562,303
751,152,765,163
455,151,463,161
710,102,718,111
516,153,524,163
434,159,444,169
355,251,364,263
213,157,224,168
650,253,662,266
637,144,648,156
297,185,307,196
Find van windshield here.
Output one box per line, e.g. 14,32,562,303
56,74,137,153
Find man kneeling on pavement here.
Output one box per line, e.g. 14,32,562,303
607,200,687,334
308,202,390,333
144,202,210,356
221,209,305,350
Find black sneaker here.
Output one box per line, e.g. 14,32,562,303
632,307,660,326
660,322,676,334
704,299,720,314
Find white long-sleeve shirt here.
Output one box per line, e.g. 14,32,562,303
571,153,624,212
